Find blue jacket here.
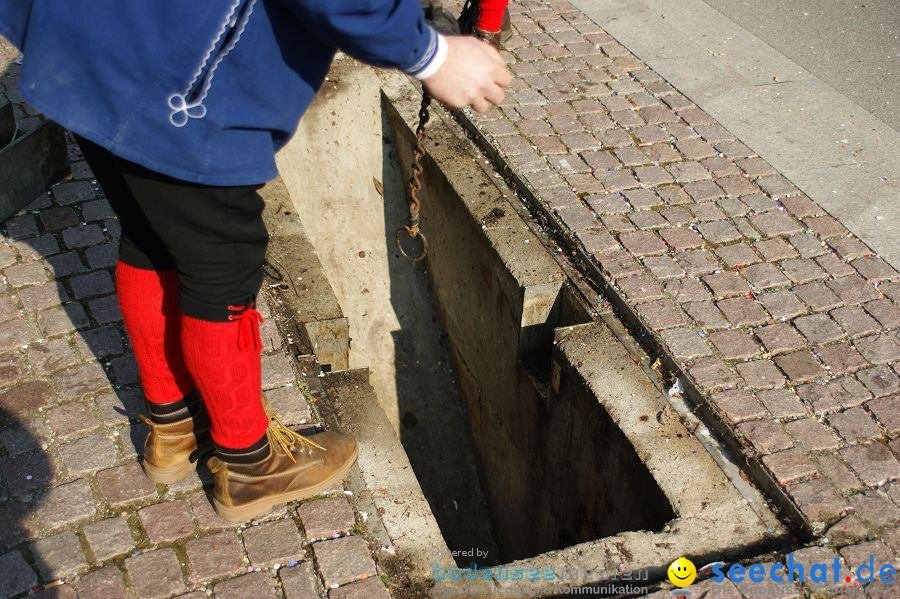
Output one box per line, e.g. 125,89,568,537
0,0,439,184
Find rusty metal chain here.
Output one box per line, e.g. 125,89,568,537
395,91,432,261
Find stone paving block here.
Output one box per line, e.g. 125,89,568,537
707,267,757,298
857,365,900,398
87,295,123,324
840,443,900,487
214,572,277,599
280,562,320,599
5,261,49,287
697,220,742,244
586,194,630,214
864,299,900,329
576,228,620,256
53,180,95,205
62,224,104,249
617,274,664,302
312,536,378,589
688,356,738,392
762,448,817,485
755,237,798,262
138,500,194,544
38,304,90,336
3,449,60,502
186,531,244,583
788,233,826,258
75,566,128,599
70,271,114,299
623,188,663,210
59,432,118,477
596,249,641,278
839,541,895,577
827,274,880,306
95,388,144,425
296,497,357,541
83,515,135,562
848,490,900,530
618,230,665,257
0,550,38,598
126,549,187,599
18,282,69,312
36,478,96,530
852,255,898,283
635,298,686,331
743,263,791,293
832,306,881,339
826,376,873,410
0,415,48,457
329,579,392,599
30,531,88,580
53,362,111,399
683,180,723,203
736,359,786,390
853,334,900,365
794,314,845,345
774,351,827,384
781,258,826,284
96,463,157,508
755,323,805,356
708,329,760,360
867,395,900,435
660,327,713,360
682,300,729,331
736,419,792,454
675,250,720,277
829,237,871,261
45,252,86,277
757,388,807,420
787,479,848,523
785,418,841,451
816,343,868,375
757,289,807,322
816,252,856,279
189,490,234,531
715,243,759,269
628,209,668,231
75,325,124,358
717,296,769,327
710,389,766,424
0,379,53,416
816,455,864,495
599,213,633,233
804,215,848,240
691,202,728,223
243,518,303,567
795,281,844,313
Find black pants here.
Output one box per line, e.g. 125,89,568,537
76,136,269,322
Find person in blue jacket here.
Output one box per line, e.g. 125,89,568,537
0,0,510,522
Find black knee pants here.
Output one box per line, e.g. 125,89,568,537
76,136,269,322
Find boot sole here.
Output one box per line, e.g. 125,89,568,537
142,443,213,485
212,445,359,522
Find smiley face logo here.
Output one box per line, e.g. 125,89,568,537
668,557,697,587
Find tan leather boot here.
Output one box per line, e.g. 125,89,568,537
139,408,213,484
208,417,358,522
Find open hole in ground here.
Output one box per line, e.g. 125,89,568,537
273,62,784,594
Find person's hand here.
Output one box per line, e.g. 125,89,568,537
422,36,512,113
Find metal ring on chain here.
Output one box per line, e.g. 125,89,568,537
395,227,428,261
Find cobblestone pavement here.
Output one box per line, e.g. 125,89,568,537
0,43,392,599
445,0,900,595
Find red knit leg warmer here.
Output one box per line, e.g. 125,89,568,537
476,0,508,32
180,304,270,449
115,260,194,404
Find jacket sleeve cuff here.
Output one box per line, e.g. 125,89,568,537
405,29,448,80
